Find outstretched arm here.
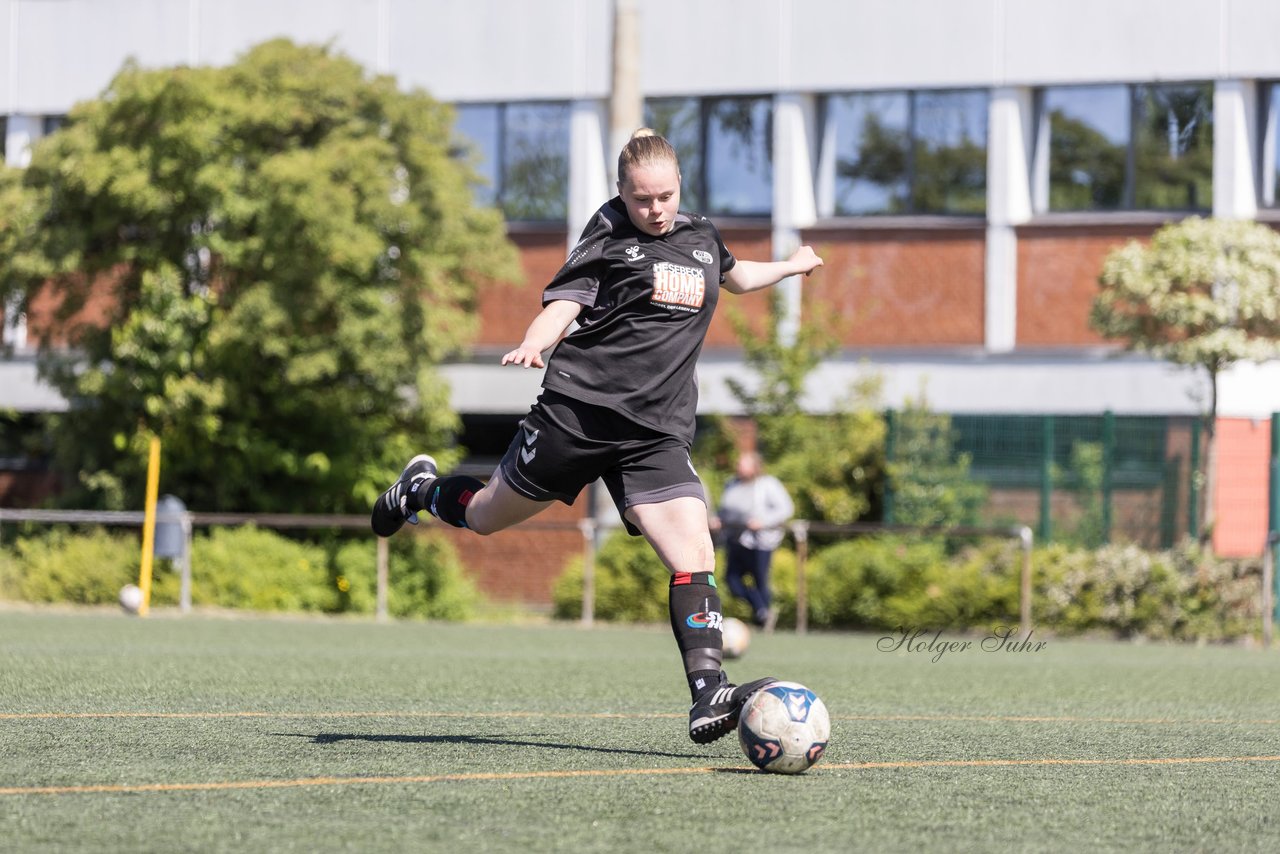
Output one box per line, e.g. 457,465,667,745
721,245,823,295
501,299,584,368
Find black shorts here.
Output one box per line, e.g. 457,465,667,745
498,390,706,535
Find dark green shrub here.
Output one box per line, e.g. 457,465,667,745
190,525,336,612
330,531,479,620
552,529,801,626
880,539,1022,630
0,527,180,605
552,531,669,622
804,536,946,630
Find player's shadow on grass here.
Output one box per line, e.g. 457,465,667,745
275,732,706,760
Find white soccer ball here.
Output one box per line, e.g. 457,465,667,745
722,617,750,659
738,681,830,775
118,583,144,614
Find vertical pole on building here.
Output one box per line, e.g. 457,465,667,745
608,0,641,175
1039,416,1054,543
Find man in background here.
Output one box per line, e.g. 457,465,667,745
716,451,793,632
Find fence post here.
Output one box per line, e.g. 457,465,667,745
1264,536,1274,648
375,536,389,622
580,517,596,627
1102,410,1114,543
1039,415,1054,543
883,409,896,526
1019,526,1033,639
1189,417,1202,541
792,520,809,635
179,511,193,614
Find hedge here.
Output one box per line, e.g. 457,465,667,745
551,533,1265,642
0,525,478,620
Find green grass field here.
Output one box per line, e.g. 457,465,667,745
2,608,1278,853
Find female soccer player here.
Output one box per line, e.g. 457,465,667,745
372,129,823,745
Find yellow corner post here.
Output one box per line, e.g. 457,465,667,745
137,436,162,616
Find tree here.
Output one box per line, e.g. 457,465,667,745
707,290,885,525
0,39,519,511
887,396,987,530
1091,217,1280,542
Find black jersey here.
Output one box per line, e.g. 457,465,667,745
540,197,737,443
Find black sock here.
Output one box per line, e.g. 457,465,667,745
668,571,723,701
408,474,484,528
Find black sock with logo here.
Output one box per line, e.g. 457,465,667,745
668,571,724,702
408,475,484,529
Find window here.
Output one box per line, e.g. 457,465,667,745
646,98,703,212
822,92,910,215
1132,84,1213,210
1042,85,1127,211
1265,83,1280,208
820,89,988,216
1037,83,1213,212
646,95,773,217
705,97,772,216
452,102,570,221
452,104,499,208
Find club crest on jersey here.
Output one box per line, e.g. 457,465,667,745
686,610,723,630
692,249,713,264
651,261,706,310
624,245,646,262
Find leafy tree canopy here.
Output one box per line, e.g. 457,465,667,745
703,291,885,525
1092,215,1280,543
0,39,519,511
1092,217,1280,372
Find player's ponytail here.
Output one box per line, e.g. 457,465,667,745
618,128,679,186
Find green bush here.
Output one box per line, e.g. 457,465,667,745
804,536,949,630
551,530,803,626
330,531,479,621
190,525,336,612
552,531,669,622
0,527,180,605
0,524,481,619
1035,540,1262,641
551,530,1264,642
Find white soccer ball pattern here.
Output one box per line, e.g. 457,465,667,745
738,681,830,774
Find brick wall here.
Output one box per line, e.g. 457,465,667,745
1015,224,1153,347
426,497,588,605
800,227,986,347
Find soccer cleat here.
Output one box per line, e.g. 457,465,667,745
370,454,438,537
688,671,779,745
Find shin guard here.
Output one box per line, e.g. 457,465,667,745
668,571,724,700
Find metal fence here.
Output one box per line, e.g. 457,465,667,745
890,411,1207,548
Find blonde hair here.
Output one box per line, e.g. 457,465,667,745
618,128,679,185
